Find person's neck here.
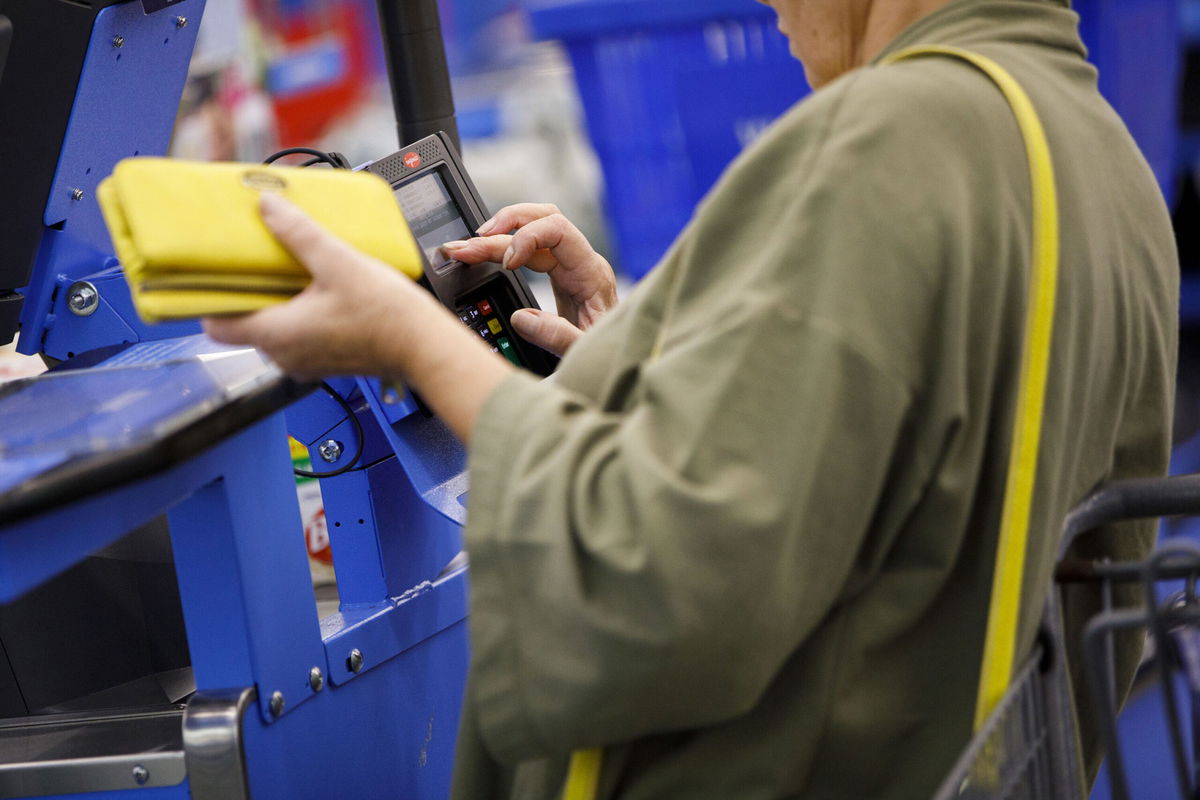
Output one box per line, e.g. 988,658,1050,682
855,0,958,70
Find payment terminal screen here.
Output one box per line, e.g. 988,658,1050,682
393,171,472,268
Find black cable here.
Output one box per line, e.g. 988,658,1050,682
262,147,351,169
294,382,364,479
263,150,360,478
351,453,394,473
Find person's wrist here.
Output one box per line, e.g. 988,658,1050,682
365,275,430,376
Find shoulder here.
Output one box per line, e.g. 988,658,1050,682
691,54,1033,287
697,55,1028,259
671,55,1035,383
751,55,1025,191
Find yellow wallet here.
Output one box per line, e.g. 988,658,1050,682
98,158,424,323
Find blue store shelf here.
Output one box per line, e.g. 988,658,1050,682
1184,0,1200,41
1054,0,1181,200
531,0,1184,279
525,0,809,279
526,0,777,38
1181,275,1200,325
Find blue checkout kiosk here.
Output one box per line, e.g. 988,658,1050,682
0,0,484,797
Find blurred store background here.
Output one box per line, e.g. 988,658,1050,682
7,0,1194,365
0,3,1197,792
153,0,1197,279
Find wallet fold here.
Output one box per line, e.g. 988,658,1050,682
98,158,424,322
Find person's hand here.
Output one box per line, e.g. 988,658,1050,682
440,203,618,356
204,193,513,443
203,192,436,379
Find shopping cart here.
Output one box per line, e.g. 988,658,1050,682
933,474,1200,800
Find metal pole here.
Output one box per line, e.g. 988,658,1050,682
374,0,460,152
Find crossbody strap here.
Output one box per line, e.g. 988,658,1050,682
561,45,1061,799
880,45,1060,732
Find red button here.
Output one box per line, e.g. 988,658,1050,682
477,300,493,315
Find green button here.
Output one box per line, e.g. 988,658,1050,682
497,337,522,366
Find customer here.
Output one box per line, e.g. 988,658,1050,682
206,0,1179,796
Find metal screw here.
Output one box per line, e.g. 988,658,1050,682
112,35,124,48
309,666,324,692
67,281,99,317
381,379,404,405
318,439,343,464
132,765,149,785
269,691,285,717
71,188,84,202
175,16,188,28
347,648,364,673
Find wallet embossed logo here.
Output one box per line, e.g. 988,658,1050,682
241,171,288,192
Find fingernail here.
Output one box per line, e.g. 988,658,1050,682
441,240,470,251
501,245,515,269
511,308,539,336
476,217,497,235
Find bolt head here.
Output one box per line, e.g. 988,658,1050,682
132,765,149,785
175,16,188,28
309,666,324,692
71,188,84,202
269,691,285,717
67,282,99,317
318,439,343,464
112,35,124,48
347,648,364,673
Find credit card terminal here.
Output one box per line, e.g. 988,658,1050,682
365,133,559,378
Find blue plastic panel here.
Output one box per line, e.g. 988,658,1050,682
167,416,330,725
320,565,468,686
242,619,468,800
44,0,204,249
18,0,205,358
34,784,191,800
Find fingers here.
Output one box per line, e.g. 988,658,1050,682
475,203,562,236
441,235,512,265
203,311,272,348
259,193,363,280
510,308,583,357
504,214,601,276
442,235,560,272
204,303,337,380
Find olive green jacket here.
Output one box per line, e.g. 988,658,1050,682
455,1,1178,797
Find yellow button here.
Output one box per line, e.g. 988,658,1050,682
487,318,503,335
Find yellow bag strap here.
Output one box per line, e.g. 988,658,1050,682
562,748,604,800
561,45,1061,798
880,45,1060,732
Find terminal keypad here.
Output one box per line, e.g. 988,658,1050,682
457,298,521,366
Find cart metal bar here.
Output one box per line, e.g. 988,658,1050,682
1061,474,1200,556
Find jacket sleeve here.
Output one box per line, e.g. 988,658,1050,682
464,296,915,764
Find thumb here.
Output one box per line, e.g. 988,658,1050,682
511,308,583,357
259,192,360,281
